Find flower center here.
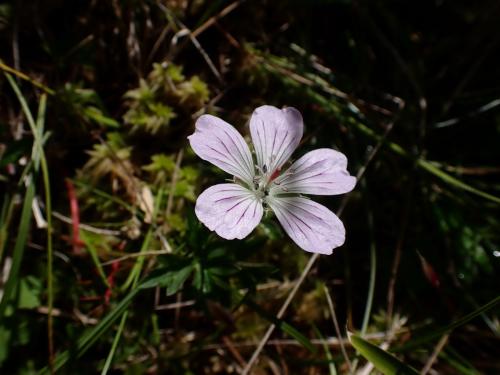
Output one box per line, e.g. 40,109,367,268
251,163,288,203
251,164,270,196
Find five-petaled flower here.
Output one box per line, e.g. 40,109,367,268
188,105,356,254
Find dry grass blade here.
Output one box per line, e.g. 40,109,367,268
324,285,352,373
420,334,449,375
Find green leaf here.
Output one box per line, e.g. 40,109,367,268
349,333,419,375
83,107,119,128
17,276,42,309
163,264,195,296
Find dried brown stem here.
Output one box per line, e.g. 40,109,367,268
324,285,353,373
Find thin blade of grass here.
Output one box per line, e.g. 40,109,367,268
38,267,177,373
36,94,55,371
353,122,500,205
312,325,338,375
101,188,164,373
0,192,16,261
395,295,500,352
6,73,55,370
439,347,481,375
244,298,317,354
80,230,111,288
361,189,376,335
72,179,135,214
0,181,35,318
0,60,55,95
256,49,500,205
323,285,352,372
120,188,164,292
349,333,419,375
100,311,129,375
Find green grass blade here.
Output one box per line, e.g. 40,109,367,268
349,333,419,375
102,188,165,372
313,325,337,375
256,54,500,205
7,72,55,369
0,192,16,261
36,94,55,370
439,347,481,375
417,159,500,204
120,188,164,292
38,268,174,373
0,60,55,95
38,287,140,374
80,230,111,288
353,122,500,205
4,73,41,169
0,181,35,318
244,298,317,354
361,193,377,334
396,295,500,352
101,311,129,375
72,179,135,213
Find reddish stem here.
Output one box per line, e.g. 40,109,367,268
104,241,125,305
65,179,83,255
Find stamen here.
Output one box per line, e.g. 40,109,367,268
269,168,281,182
273,169,295,184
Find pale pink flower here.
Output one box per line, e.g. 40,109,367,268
188,105,356,254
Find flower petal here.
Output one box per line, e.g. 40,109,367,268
250,105,303,175
267,196,345,254
273,148,356,195
188,115,255,186
195,183,263,240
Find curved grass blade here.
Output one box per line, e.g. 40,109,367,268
6,73,56,369
0,60,55,95
395,295,500,352
255,53,500,205
349,333,419,375
353,122,500,205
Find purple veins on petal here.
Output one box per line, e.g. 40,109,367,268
195,183,263,240
273,148,356,195
250,105,303,175
267,196,345,254
188,106,356,255
188,114,255,186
